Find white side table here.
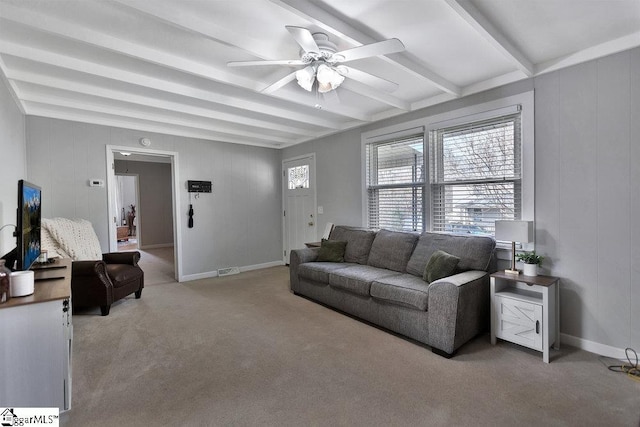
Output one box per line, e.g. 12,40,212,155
490,271,560,363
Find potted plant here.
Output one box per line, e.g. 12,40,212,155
516,251,544,276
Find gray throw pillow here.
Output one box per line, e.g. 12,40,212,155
317,239,347,262
423,250,460,283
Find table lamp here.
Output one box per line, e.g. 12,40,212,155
495,220,533,275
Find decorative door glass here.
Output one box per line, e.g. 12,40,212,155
288,165,309,189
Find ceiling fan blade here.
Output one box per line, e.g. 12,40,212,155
261,71,297,94
228,59,305,67
335,38,405,63
340,66,399,93
286,26,320,54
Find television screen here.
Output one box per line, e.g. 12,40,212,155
17,180,41,270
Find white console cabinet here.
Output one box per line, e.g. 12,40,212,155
0,259,72,410
490,271,560,363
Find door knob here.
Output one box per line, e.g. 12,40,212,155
308,221,314,226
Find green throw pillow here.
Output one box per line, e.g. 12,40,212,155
317,239,347,262
423,250,460,283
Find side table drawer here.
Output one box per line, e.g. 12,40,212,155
495,294,543,351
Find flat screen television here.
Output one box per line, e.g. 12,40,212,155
16,180,42,270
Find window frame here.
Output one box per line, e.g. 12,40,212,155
361,92,534,246
365,132,426,232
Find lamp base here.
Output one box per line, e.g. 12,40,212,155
504,269,520,275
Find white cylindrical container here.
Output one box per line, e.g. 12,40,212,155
10,270,35,297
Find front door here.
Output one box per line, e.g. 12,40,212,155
283,154,317,264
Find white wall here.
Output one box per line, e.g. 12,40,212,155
26,117,282,277
282,48,640,354
0,78,25,256
535,47,640,353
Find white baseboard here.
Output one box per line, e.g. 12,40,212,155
140,243,174,249
239,260,285,272
561,333,632,361
179,260,285,283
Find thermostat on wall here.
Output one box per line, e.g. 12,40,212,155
89,179,104,187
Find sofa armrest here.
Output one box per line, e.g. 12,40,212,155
427,270,489,355
102,251,140,266
289,248,319,292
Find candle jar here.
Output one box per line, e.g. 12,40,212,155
0,259,11,304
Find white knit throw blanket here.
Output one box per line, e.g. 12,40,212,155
41,218,103,261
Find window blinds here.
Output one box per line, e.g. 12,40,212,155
366,135,425,232
430,113,521,236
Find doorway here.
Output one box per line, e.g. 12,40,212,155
282,154,317,264
115,174,139,251
106,145,183,281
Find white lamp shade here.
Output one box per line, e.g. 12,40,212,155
316,63,344,93
495,220,533,243
295,66,316,91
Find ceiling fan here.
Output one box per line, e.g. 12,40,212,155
228,26,405,96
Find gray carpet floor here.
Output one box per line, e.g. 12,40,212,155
63,248,640,426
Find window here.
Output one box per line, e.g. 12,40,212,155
288,165,309,189
366,134,425,232
430,113,521,236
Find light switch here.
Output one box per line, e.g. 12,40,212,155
318,206,324,214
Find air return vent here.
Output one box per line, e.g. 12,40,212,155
217,267,240,277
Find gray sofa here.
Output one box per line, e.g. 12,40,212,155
289,226,496,357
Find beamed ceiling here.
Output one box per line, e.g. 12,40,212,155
1,0,639,149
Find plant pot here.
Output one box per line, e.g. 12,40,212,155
522,263,538,277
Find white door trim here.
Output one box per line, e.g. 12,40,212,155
106,145,183,282
282,153,317,263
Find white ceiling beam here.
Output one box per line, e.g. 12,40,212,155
268,0,461,96
23,102,284,148
0,41,345,129
109,0,282,61
19,92,296,145
9,71,311,136
340,80,410,111
0,55,25,114
113,0,412,113
444,0,534,77
535,31,640,75
0,4,262,91
1,4,368,124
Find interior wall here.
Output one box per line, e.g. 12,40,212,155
282,48,640,353
0,78,26,256
534,47,640,352
26,117,282,277
115,161,173,247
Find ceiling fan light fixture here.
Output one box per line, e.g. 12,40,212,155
295,65,316,91
316,63,345,93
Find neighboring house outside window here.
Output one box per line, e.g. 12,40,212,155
430,112,522,236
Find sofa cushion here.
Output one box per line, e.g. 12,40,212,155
406,232,495,277
329,226,376,265
329,265,400,296
370,274,430,311
298,262,353,283
367,229,418,273
423,250,459,283
317,239,347,262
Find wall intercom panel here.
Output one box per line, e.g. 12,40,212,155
187,180,212,193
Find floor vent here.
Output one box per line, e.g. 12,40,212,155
217,267,240,277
